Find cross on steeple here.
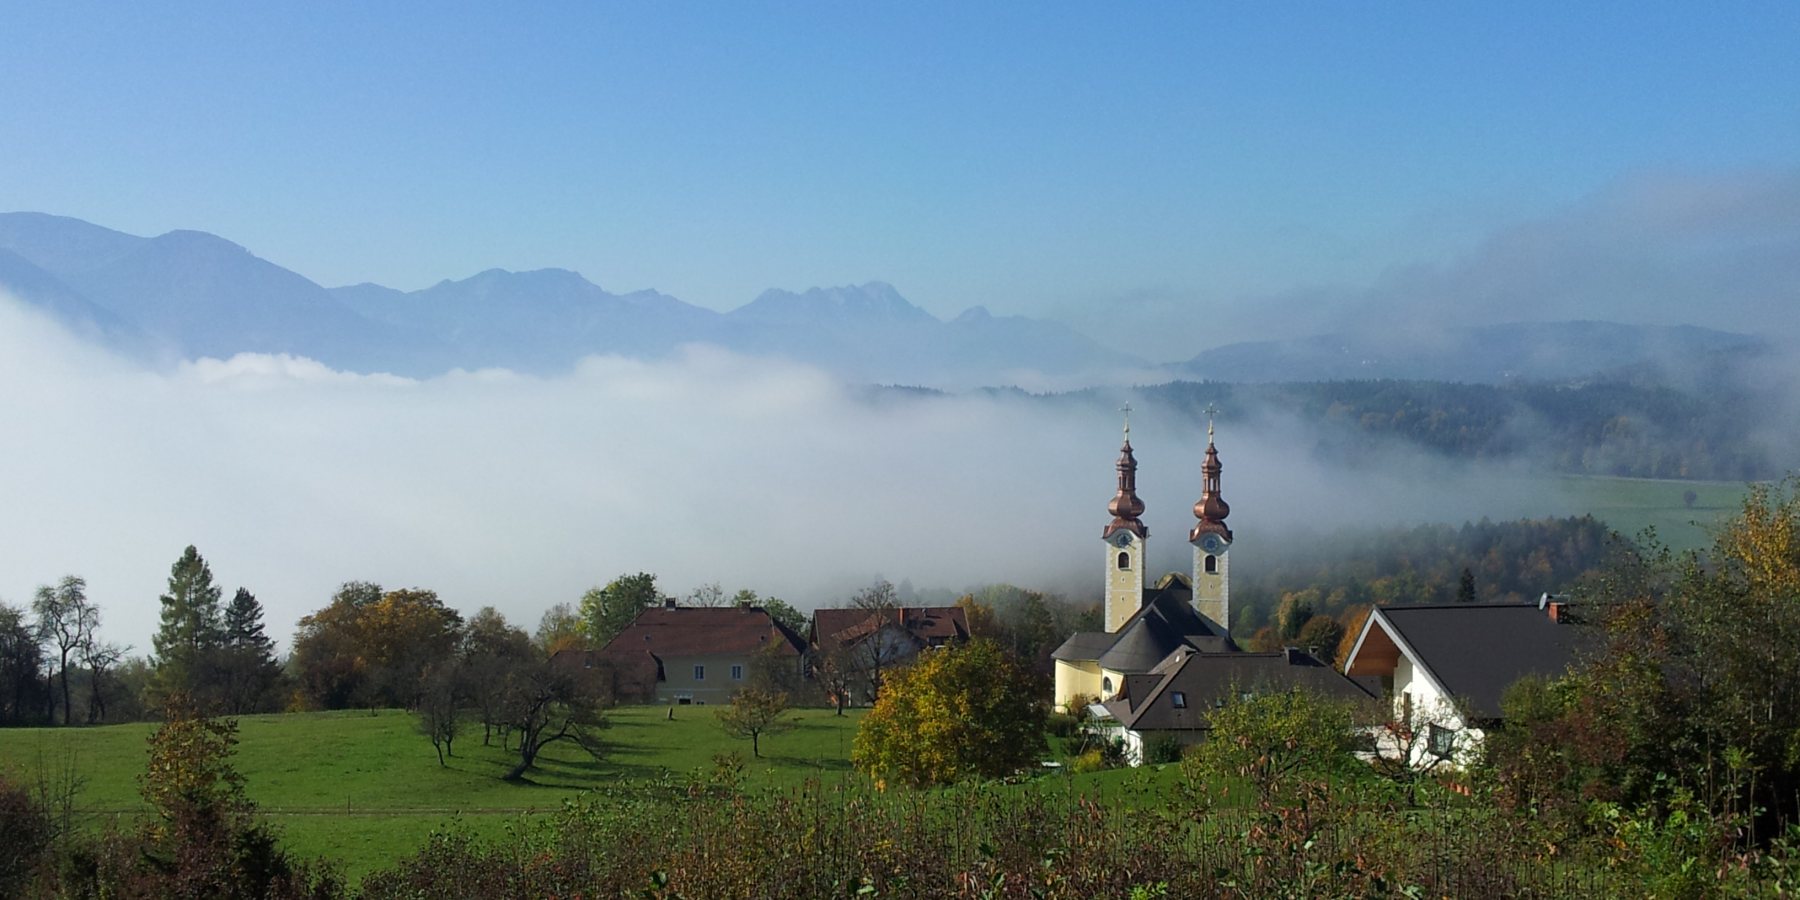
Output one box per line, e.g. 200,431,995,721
1121,401,1133,441
1203,402,1219,439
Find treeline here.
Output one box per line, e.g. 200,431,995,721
0,548,282,727
1132,376,1783,480
1230,515,1614,663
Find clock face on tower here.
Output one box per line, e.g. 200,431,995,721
1117,532,1133,547
1200,533,1227,555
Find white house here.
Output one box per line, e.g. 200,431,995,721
1342,600,1585,766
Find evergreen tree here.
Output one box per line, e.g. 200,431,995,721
219,588,281,713
1457,567,1478,603
151,545,225,705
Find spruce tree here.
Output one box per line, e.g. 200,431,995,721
151,545,225,705
221,588,281,713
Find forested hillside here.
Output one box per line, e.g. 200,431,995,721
1127,370,1791,481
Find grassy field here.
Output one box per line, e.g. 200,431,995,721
1552,474,1752,551
0,705,1176,881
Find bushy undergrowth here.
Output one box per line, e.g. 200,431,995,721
355,775,1663,899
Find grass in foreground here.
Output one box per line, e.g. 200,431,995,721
0,705,1167,880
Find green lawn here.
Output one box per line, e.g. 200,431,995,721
1551,474,1752,551
0,705,1172,881
0,706,866,880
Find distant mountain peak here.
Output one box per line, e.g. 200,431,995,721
954,305,993,323
735,282,937,324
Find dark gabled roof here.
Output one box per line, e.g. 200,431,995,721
1050,576,1237,673
1104,648,1377,732
813,606,970,649
1051,631,1116,662
1350,603,1586,720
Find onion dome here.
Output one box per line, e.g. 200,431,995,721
1189,422,1233,543
1104,437,1149,539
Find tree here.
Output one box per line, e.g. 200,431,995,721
578,573,663,645
33,576,97,725
150,546,225,706
809,641,857,716
954,594,999,638
852,639,1047,788
737,590,806,636
498,650,611,781
1294,615,1346,665
462,607,533,745
359,589,463,708
290,581,382,710
717,688,791,758
535,602,583,655
1457,567,1478,603
0,604,48,725
289,583,462,710
685,582,727,607
1180,688,1359,807
135,699,324,896
415,664,462,767
77,638,125,724
218,588,281,714
849,579,904,702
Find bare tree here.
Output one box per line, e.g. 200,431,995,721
33,576,97,726
849,579,908,702
499,652,610,781
685,582,727,607
78,639,126,724
416,663,463,767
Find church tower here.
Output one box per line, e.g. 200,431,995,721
1102,407,1148,633
1189,410,1233,633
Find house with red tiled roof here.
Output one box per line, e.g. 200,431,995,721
590,602,807,705
811,605,970,704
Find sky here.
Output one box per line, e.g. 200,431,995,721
5,3,1800,353
3,4,1800,650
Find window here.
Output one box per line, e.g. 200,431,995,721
731,665,744,680
1117,551,1130,570
1102,676,1114,694
1171,691,1187,709
1427,723,1457,759
1204,554,1218,574
693,665,705,681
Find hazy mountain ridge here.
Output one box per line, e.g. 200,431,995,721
0,213,1135,384
0,212,1769,389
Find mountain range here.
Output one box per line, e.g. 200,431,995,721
0,212,1765,387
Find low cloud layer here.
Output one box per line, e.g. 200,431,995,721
0,295,1603,654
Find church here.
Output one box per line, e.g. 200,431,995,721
1051,411,1374,761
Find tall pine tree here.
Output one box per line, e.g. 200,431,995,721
220,588,281,714
151,545,225,707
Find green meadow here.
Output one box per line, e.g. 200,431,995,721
1553,474,1753,551
0,705,1176,881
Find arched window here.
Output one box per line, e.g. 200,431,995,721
1117,551,1130,570
1102,676,1114,694
1204,554,1218,574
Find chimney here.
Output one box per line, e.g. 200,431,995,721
899,607,907,626
1547,601,1565,623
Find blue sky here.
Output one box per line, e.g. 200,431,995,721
6,3,1798,340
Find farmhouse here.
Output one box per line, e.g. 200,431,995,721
1341,598,1586,763
591,602,807,705
812,604,970,704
